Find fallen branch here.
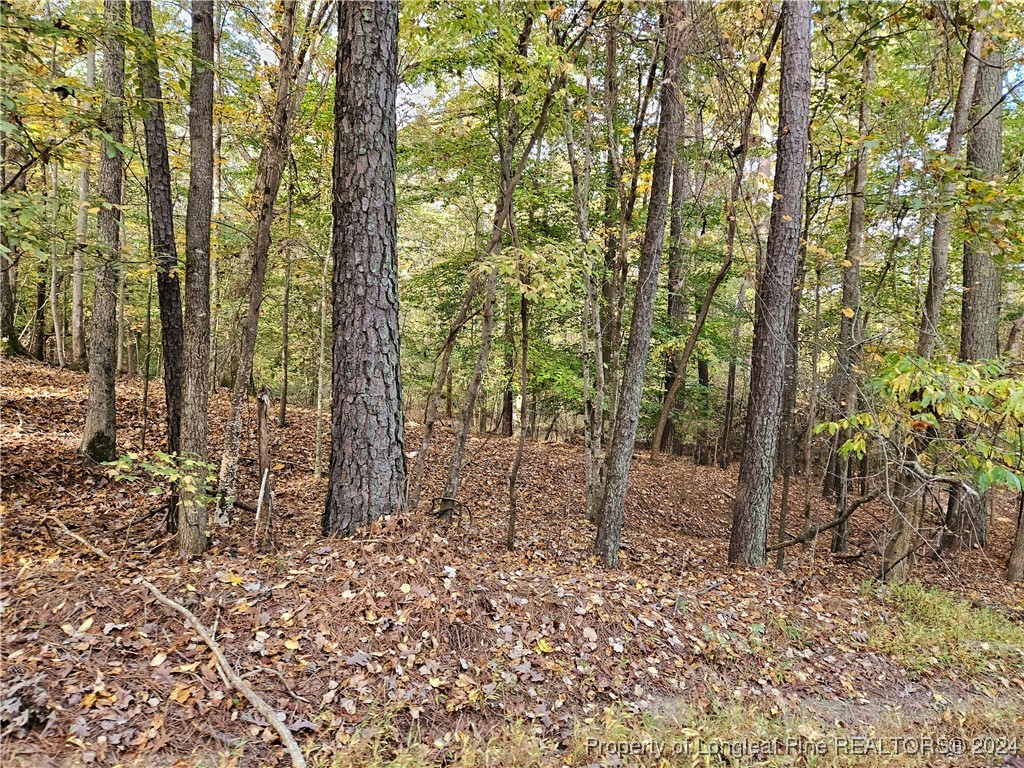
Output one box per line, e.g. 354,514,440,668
768,489,881,553
140,580,307,768
43,514,307,768
241,666,312,703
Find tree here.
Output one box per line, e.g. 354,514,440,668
71,47,95,366
130,0,185,466
916,26,983,359
594,0,686,568
217,0,330,515
178,0,215,555
322,0,406,535
831,50,874,554
81,0,125,463
947,39,1003,552
727,0,811,567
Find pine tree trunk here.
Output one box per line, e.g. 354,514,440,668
322,0,405,536
728,0,811,567
178,0,215,555
81,0,125,463
595,0,686,568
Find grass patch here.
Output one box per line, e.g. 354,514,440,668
867,583,1024,678
307,696,1024,767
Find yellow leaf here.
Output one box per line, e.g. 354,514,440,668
150,652,167,667
61,623,77,636
284,638,301,650
842,307,855,318
77,617,94,633
535,638,554,654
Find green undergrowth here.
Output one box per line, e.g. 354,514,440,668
304,696,1023,768
866,583,1024,678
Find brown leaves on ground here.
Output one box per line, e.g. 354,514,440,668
2,358,1022,766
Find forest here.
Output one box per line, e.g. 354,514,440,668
2,0,1024,766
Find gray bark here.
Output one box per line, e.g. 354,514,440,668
178,0,215,554
71,48,95,365
81,0,125,462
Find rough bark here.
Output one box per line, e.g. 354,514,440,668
131,0,185,463
916,28,983,359
506,285,528,550
1008,493,1024,582
322,0,406,536
80,0,125,463
952,41,1003,552
728,0,811,567
178,0,215,554
594,0,685,568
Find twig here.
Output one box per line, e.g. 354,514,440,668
43,514,307,768
241,666,312,703
767,489,881,553
140,580,307,768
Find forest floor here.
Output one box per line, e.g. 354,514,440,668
2,357,1023,768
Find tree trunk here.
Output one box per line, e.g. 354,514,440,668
314,253,328,480
954,40,1002,552
71,48,95,365
81,0,125,463
254,388,274,551
832,50,873,554
29,262,46,360
506,281,528,551
719,278,748,467
279,173,293,428
1008,493,1024,582
49,161,65,367
916,28,983,359
727,0,811,567
594,0,685,568
178,0,215,555
322,0,405,536
131,0,185,465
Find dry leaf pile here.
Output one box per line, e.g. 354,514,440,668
2,359,1022,766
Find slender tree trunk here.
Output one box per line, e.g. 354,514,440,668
71,48,95,365
49,161,65,367
131,0,185,464
178,0,215,555
1008,493,1024,582
507,282,528,550
279,171,293,428
832,51,873,553
219,0,320,510
719,278,748,468
728,0,811,567
29,258,46,360
323,0,405,535
595,0,685,567
916,28,983,358
81,0,125,462
314,253,328,480
209,0,222,392
254,388,274,551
